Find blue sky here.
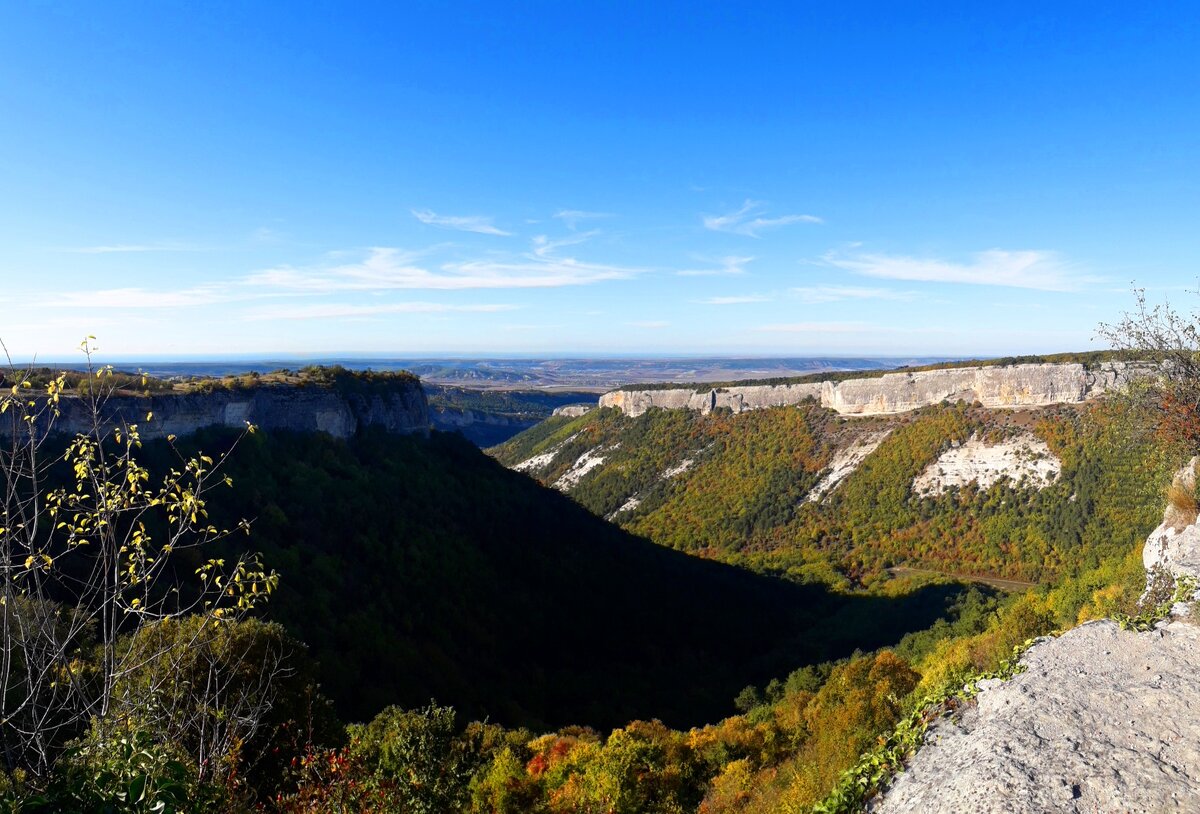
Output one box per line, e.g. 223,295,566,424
1,2,1198,359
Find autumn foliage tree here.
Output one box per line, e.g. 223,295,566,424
1099,287,1200,445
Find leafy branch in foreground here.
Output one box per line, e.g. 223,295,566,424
1097,286,1200,445
1114,575,1197,632
0,337,278,787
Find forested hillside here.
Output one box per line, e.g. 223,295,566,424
146,427,970,731
492,400,1174,587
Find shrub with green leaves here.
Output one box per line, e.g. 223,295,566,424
5,730,227,814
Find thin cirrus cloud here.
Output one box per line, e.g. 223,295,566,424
790,286,915,304
696,295,770,305
703,200,823,237
246,243,642,292
755,321,871,333
245,302,519,321
411,209,512,236
43,286,231,309
822,249,1095,291
531,231,599,257
677,255,754,276
59,242,205,254
628,320,670,329
552,210,613,230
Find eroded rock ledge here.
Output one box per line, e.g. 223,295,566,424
874,460,1200,813
599,362,1140,417
874,618,1200,813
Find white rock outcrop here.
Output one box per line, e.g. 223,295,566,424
806,431,892,502
552,444,614,490
598,361,1144,418
513,433,580,473
1143,457,1200,582
607,495,642,520
662,457,697,479
912,433,1061,496
552,404,595,417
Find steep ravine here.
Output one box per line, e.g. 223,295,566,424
872,460,1200,813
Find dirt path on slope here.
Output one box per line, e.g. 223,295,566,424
887,566,1038,593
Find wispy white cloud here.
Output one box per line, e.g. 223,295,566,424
822,249,1094,291
553,210,613,230
677,255,754,276
437,257,636,288
755,321,870,333
412,209,512,236
790,286,915,304
628,320,670,329
59,243,204,254
245,302,519,321
251,227,284,243
531,231,599,257
43,286,230,309
248,243,642,292
695,295,770,305
703,200,822,237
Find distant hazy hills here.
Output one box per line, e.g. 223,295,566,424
40,355,955,390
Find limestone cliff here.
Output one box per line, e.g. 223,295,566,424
598,361,1143,417
1142,457,1200,582
21,382,430,441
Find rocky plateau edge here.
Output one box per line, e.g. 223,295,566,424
599,362,1142,417
12,382,431,441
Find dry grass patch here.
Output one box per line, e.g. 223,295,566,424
1165,481,1199,530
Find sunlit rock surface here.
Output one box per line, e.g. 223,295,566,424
912,433,1060,496
551,404,595,417
599,362,1144,418
874,458,1200,813
1144,457,1200,582
807,430,892,502
874,618,1200,814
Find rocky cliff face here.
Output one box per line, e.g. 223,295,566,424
873,459,1200,813
551,404,595,418
1143,457,1200,582
26,383,430,441
598,361,1143,417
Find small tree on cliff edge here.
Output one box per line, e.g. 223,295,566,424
1099,287,1200,446
0,337,278,781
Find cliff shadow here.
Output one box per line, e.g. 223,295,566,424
49,426,989,732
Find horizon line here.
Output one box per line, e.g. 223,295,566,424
10,350,1095,365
